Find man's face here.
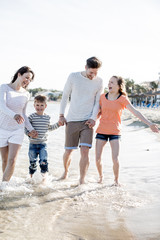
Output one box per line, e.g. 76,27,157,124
85,67,98,80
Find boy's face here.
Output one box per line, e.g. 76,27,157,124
34,101,47,115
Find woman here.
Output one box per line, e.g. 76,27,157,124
0,66,37,184
95,76,159,185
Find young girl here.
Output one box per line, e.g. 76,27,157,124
0,66,37,185
95,76,159,185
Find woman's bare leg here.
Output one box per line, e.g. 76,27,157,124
2,143,21,182
0,146,9,173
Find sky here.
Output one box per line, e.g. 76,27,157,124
0,0,160,90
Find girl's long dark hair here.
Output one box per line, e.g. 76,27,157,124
11,66,35,83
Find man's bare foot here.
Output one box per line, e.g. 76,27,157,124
98,175,104,183
79,178,85,184
59,171,68,180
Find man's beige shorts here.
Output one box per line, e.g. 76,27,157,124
65,121,93,149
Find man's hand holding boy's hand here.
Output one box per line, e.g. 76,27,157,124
58,115,67,126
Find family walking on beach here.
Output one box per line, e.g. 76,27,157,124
0,57,159,190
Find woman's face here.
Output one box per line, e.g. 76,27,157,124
18,72,33,88
108,77,119,93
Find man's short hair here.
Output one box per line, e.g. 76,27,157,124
86,57,102,69
34,95,47,103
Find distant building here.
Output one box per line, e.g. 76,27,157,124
35,91,63,100
129,73,160,106
140,80,159,90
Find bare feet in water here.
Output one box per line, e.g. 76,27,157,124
111,181,121,187
79,178,85,185
98,175,104,184
59,171,68,180
41,172,48,183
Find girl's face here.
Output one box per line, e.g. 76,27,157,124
18,72,33,88
108,77,119,93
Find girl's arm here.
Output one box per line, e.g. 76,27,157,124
126,103,159,133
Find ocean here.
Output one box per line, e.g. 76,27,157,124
0,101,160,240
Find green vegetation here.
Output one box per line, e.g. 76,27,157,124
28,88,45,96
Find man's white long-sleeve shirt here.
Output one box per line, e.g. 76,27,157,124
60,72,103,122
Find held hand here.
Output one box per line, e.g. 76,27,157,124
29,130,38,138
14,114,24,124
58,116,67,126
85,119,95,128
149,124,159,133
97,111,101,119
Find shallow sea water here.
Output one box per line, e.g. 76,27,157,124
0,102,160,240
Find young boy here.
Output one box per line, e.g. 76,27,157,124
25,95,60,179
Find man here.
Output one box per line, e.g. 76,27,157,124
59,57,103,184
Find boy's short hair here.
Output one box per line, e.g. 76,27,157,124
86,56,102,69
34,95,47,103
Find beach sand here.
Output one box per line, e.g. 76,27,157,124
0,103,160,240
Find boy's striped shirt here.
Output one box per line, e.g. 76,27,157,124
25,113,59,144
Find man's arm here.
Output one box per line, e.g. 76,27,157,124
85,80,103,128
90,79,103,121
59,74,72,125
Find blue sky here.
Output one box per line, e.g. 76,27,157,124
0,0,160,90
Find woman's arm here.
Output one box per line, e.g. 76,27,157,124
126,103,159,133
0,84,16,118
22,101,34,132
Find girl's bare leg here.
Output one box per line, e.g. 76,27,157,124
110,139,120,185
95,139,106,183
